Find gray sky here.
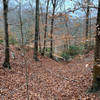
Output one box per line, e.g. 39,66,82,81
0,0,98,18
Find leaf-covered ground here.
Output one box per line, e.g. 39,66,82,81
0,45,100,100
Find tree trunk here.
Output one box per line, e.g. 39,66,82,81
64,17,70,50
19,1,24,47
42,0,49,56
50,0,56,58
38,33,41,53
34,0,39,61
3,0,11,69
90,0,100,92
89,13,92,49
85,0,90,51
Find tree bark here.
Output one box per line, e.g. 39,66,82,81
89,13,92,49
85,0,90,51
34,0,39,61
19,1,24,47
3,0,11,69
38,33,41,53
64,17,70,50
90,0,100,92
50,0,56,58
42,0,49,56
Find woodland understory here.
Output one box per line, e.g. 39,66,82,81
0,44,100,100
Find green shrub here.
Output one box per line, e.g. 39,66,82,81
45,47,51,57
46,47,51,53
0,39,3,44
61,52,71,60
68,45,82,56
9,38,18,45
61,45,84,61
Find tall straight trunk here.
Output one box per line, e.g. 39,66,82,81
40,7,44,25
50,0,56,58
34,0,39,61
19,1,23,47
38,7,43,54
90,0,100,92
85,0,90,50
42,0,49,56
64,17,70,50
38,33,41,53
89,13,92,49
3,0,11,69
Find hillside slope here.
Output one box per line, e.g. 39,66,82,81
0,45,100,100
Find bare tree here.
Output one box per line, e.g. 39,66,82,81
34,0,40,61
85,0,90,51
90,0,100,92
50,0,56,58
38,31,41,53
42,0,50,56
18,0,24,47
3,0,11,69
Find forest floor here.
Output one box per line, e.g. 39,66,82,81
0,45,100,100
